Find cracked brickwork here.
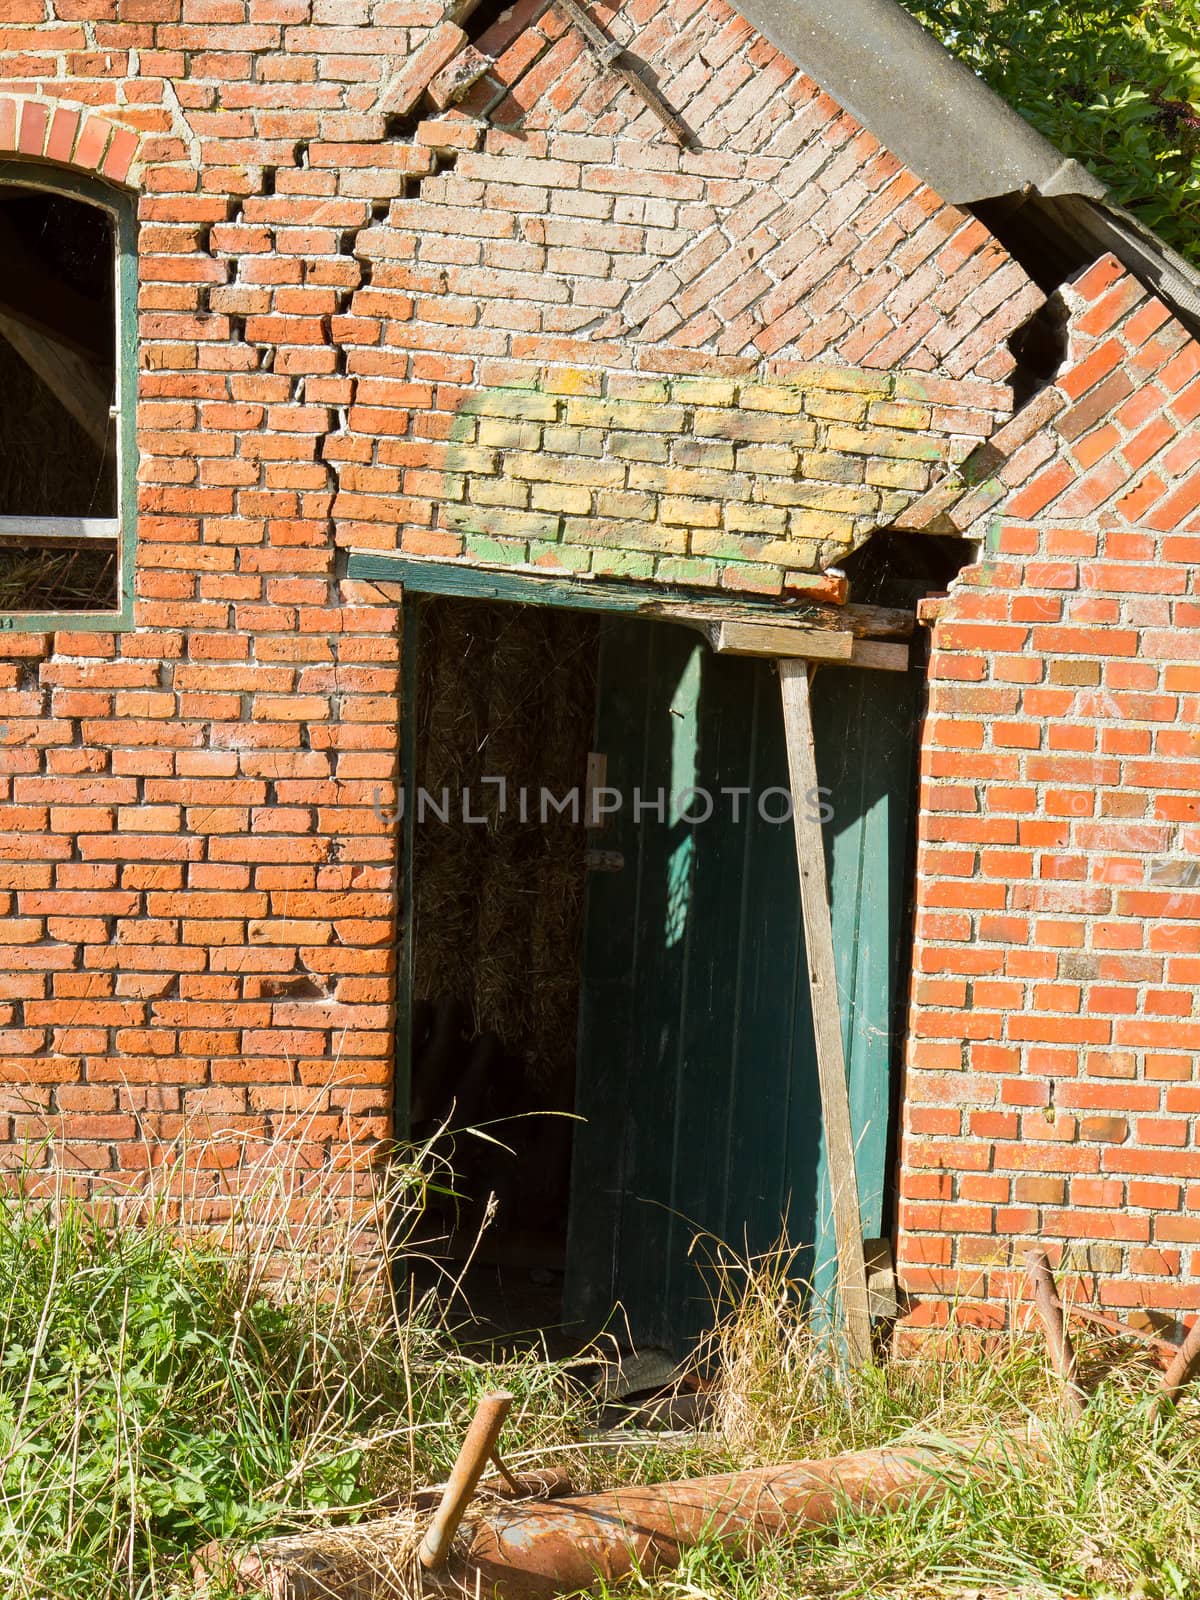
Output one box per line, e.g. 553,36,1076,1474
898,256,1200,1343
0,0,1195,1327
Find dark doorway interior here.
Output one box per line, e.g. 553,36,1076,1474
406,594,600,1346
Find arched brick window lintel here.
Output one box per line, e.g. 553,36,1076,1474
0,97,142,190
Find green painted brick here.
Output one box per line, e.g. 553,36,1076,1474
692,530,772,561
591,548,656,580
464,533,530,565
739,384,806,414
718,561,785,596
529,540,592,571
654,556,721,587
609,431,670,462
473,389,561,421
668,378,739,406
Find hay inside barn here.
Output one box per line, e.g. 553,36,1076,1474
407,595,600,1315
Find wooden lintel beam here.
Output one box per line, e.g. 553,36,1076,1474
778,658,873,1367
711,619,909,671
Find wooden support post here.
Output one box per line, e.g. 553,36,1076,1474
778,658,872,1367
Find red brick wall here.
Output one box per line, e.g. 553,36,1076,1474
898,255,1200,1340
0,0,1042,1223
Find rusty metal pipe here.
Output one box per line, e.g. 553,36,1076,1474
1159,1313,1200,1410
235,1432,1040,1599
419,1390,514,1570
428,1434,1034,1599
1024,1249,1086,1419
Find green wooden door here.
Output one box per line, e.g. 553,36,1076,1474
564,617,919,1352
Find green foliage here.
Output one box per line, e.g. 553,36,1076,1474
899,0,1200,265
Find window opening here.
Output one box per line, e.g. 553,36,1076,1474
0,171,132,619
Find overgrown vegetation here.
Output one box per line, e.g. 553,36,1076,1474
900,0,1200,266
631,1240,1200,1599
0,1132,583,1599
0,1144,1196,1599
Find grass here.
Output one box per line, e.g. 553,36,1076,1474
0,1133,1195,1600
599,1239,1200,1600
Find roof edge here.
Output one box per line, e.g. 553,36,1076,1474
734,0,1108,207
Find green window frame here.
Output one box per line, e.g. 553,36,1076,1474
0,161,138,632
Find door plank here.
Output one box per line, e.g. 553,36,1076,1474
778,658,872,1367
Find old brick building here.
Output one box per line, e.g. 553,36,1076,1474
0,0,1196,1345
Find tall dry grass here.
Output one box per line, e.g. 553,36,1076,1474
0,1105,583,1600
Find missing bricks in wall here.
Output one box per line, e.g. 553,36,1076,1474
837,527,977,609
464,0,531,45
1007,292,1070,408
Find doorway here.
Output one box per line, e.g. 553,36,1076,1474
399,586,921,1356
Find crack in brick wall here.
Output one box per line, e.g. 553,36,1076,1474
897,256,1200,1344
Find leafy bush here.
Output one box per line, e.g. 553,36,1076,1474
899,0,1200,265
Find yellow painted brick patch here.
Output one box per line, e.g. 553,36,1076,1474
438,364,1002,590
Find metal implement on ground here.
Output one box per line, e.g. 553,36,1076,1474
418,1390,514,1570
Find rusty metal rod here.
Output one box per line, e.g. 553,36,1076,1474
1024,1249,1087,1418
1052,1297,1176,1360
1159,1314,1200,1410
419,1390,514,1571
